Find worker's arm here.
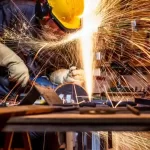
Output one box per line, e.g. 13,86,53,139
0,43,29,87
49,66,85,86
0,0,36,33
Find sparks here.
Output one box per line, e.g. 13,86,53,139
2,0,150,105
79,0,102,100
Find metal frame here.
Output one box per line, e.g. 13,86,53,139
2,113,150,132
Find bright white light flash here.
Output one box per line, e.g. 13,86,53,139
79,0,101,100
66,0,102,100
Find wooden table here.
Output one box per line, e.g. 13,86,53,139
2,112,150,132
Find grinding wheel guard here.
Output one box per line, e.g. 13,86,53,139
19,81,63,105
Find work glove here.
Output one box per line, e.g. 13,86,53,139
0,43,29,87
49,66,85,85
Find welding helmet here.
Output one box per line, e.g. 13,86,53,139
47,0,84,31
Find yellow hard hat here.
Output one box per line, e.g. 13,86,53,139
47,0,84,30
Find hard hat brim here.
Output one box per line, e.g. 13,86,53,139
51,12,82,31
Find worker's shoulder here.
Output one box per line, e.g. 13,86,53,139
0,0,36,15
13,0,36,7
0,0,10,6
13,0,36,21
0,0,37,35
1,0,36,24
0,0,35,7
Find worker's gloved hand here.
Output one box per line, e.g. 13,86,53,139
0,43,29,87
49,66,85,85
8,61,29,87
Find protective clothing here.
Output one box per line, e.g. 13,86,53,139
49,66,84,85
0,0,36,34
47,0,84,30
0,43,29,87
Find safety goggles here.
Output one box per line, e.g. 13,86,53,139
35,1,81,33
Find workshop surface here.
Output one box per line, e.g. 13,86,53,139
2,109,150,132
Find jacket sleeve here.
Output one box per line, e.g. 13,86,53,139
0,0,36,34
0,42,23,67
0,42,29,87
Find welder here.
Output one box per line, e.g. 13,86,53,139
0,0,84,98
0,0,84,149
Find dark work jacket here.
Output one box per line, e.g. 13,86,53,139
0,0,36,33
0,0,41,76
0,0,81,77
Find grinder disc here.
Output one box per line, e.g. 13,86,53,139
55,83,88,104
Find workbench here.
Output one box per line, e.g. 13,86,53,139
2,112,150,132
